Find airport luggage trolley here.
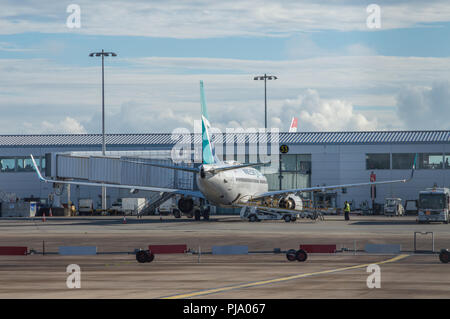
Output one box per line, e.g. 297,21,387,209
134,245,308,263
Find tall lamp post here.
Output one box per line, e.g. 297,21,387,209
254,74,277,129
89,49,117,213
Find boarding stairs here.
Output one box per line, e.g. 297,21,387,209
133,177,194,216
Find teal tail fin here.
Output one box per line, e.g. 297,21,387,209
200,81,216,164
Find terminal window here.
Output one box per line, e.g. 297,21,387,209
0,156,45,173
0,158,15,172
392,153,416,169
445,155,450,169
419,153,443,169
281,154,311,173
366,153,390,169
17,158,35,172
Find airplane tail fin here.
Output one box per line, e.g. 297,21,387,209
289,117,298,132
200,80,216,165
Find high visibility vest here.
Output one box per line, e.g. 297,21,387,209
344,203,350,212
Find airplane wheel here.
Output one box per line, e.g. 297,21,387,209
136,250,154,263
295,249,308,262
286,249,296,262
439,250,449,263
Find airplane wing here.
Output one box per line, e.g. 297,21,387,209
211,162,270,173
30,155,204,199
252,156,416,200
120,159,269,174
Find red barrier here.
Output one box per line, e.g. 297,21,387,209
300,244,336,254
0,247,28,256
148,245,187,254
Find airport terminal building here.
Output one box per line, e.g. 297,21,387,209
0,130,449,212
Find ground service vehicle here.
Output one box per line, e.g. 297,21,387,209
404,200,418,216
110,198,147,215
157,196,177,216
240,206,300,222
78,199,94,215
418,188,450,224
240,202,323,223
384,198,404,216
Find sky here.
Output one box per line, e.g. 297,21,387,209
0,0,450,134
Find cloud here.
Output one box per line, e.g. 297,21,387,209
274,89,377,131
285,34,377,59
1,1,450,38
24,117,87,134
0,42,37,52
0,55,449,134
396,81,450,130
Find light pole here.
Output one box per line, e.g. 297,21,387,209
254,74,277,129
89,49,117,213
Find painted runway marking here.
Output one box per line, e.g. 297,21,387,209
161,254,409,299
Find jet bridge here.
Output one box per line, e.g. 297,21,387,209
46,150,195,190
44,150,195,211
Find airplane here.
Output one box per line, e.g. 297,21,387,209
289,117,298,132
30,80,416,221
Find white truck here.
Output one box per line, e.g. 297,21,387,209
157,196,178,216
384,198,404,216
78,199,94,215
110,198,147,215
418,187,450,224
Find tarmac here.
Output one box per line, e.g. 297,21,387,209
0,215,449,299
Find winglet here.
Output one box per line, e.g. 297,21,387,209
30,154,46,182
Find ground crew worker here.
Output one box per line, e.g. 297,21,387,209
344,201,350,221
70,204,76,216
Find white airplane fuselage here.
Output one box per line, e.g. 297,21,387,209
196,162,268,206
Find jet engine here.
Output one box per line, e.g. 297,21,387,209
178,197,194,213
278,194,303,211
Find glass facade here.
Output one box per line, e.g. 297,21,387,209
0,158,15,172
0,156,45,173
368,153,450,170
243,153,312,191
419,153,443,169
392,153,415,169
279,154,311,192
366,153,390,169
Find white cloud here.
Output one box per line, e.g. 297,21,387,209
0,42,37,52
396,81,450,130
1,1,450,37
0,55,449,134
274,89,377,131
27,117,88,134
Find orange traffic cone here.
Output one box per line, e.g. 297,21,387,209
123,216,127,224
42,212,46,222
49,208,53,217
